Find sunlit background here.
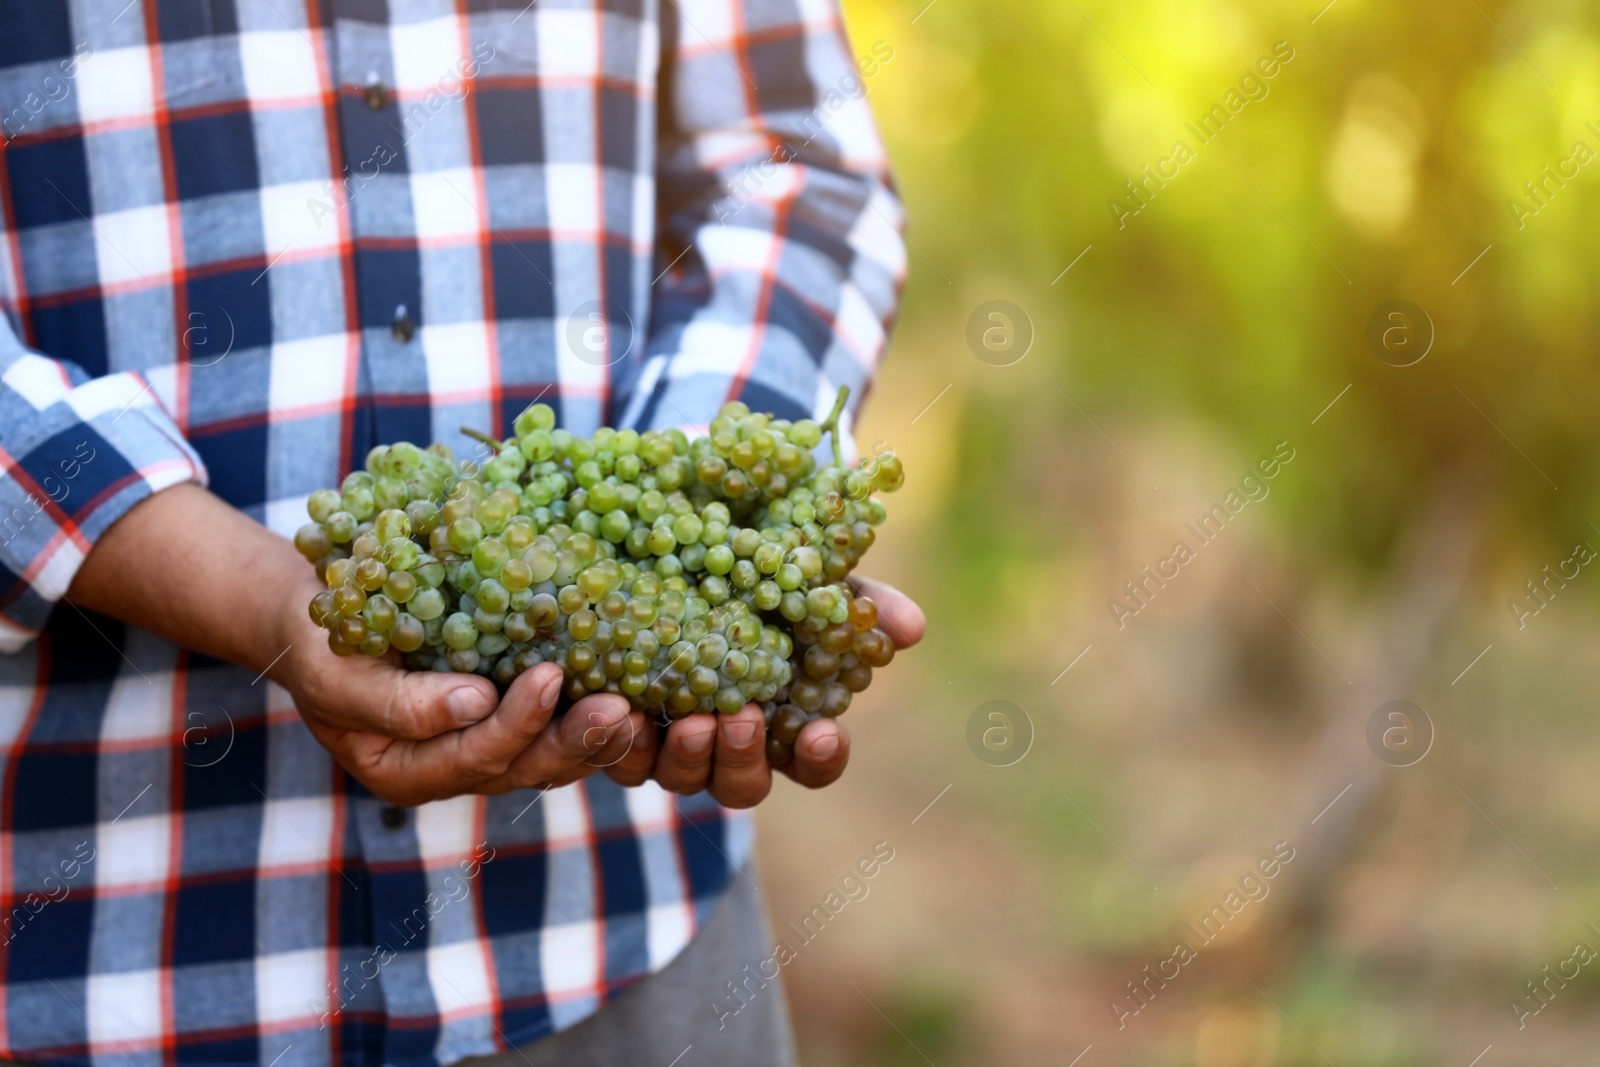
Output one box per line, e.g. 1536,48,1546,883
754,0,1600,1063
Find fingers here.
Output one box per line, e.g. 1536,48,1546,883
484,690,633,791
852,575,926,649
604,718,659,788
709,705,772,809
781,718,851,789
298,640,499,740
654,715,719,795
355,663,563,804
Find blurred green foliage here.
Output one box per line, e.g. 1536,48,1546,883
848,0,1600,575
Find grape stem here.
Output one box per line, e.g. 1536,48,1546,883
460,427,503,453
820,385,850,468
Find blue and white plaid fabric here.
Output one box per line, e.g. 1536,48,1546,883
0,2,904,1064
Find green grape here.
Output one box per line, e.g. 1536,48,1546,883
552,550,579,585
687,666,719,696
309,589,337,628
501,558,533,592
472,538,509,577
307,489,341,523
805,586,840,617
721,650,750,680
336,614,368,647
503,612,536,643
525,545,558,583
391,613,426,652
448,517,484,555
415,555,446,588
325,511,358,543
325,558,357,588
729,560,758,591
333,584,367,616
519,429,555,462
382,537,420,572
476,579,510,614
406,499,441,536
646,526,676,555
442,613,478,650
295,521,334,561
528,593,559,628
704,544,735,575
578,567,610,601
363,594,398,633
455,561,483,594
503,521,535,551
671,513,703,544
752,543,783,575
380,572,416,604
697,633,729,667
569,609,598,641
514,402,556,436
731,528,761,557
373,508,411,543
600,509,632,543
475,494,514,534
341,486,376,520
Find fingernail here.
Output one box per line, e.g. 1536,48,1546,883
681,729,715,756
538,670,562,711
448,686,494,724
723,721,758,748
808,733,840,760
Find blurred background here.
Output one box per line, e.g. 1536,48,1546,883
754,0,1600,1063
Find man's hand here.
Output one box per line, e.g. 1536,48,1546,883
69,484,641,807
602,575,925,808
274,576,647,806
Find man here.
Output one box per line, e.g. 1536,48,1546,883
0,3,916,1065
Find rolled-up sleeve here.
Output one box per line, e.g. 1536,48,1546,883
0,319,206,651
614,0,907,438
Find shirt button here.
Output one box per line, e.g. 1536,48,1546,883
364,82,391,110
392,309,415,344
380,805,407,829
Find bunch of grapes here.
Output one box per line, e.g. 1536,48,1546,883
294,389,903,765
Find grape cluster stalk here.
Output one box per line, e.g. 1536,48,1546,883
295,388,903,766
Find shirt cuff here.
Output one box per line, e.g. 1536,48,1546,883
0,368,207,652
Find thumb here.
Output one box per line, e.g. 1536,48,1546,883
380,662,567,797
307,651,500,740
392,667,501,737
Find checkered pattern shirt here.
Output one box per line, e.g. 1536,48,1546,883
0,2,904,1065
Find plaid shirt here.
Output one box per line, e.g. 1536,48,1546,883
0,2,903,1065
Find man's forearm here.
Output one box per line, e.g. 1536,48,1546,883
67,483,316,677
